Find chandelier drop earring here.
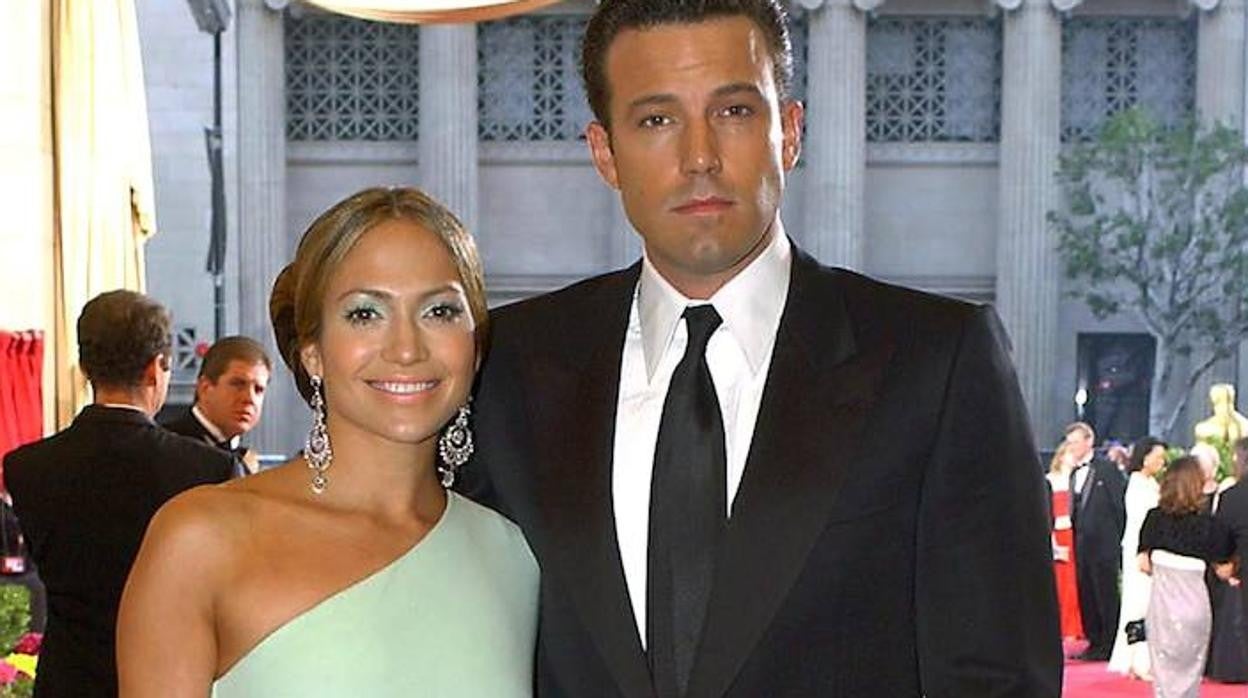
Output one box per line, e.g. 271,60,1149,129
437,401,474,488
306,375,333,494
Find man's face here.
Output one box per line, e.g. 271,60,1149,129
1064,429,1093,462
586,16,803,299
197,359,270,440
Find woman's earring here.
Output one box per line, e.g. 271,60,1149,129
306,375,333,494
438,402,474,488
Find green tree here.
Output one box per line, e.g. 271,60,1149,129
1050,108,1248,439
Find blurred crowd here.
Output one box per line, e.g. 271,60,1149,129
1049,421,1248,697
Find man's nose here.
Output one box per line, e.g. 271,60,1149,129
681,119,722,175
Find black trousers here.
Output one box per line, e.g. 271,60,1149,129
1076,553,1120,652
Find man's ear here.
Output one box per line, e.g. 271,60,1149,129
780,99,804,172
143,353,170,387
586,121,620,190
194,375,213,402
300,343,323,379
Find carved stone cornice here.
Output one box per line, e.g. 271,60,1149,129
795,0,885,11
992,0,1083,11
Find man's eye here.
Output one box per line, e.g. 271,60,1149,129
720,104,754,118
639,114,672,129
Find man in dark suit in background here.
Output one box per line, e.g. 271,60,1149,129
4,291,233,697
162,335,270,476
1065,421,1127,661
1216,438,1248,623
464,1,1061,695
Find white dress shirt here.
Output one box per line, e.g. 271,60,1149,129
192,404,239,449
1072,453,1093,498
612,230,791,644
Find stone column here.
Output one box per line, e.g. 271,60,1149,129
236,0,299,455
799,0,872,270
418,25,479,233
1197,0,1247,126
1192,0,1248,429
995,0,1066,442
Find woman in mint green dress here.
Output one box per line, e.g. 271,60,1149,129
117,188,538,697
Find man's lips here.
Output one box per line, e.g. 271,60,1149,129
672,197,733,215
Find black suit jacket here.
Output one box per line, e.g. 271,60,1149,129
161,409,217,448
1216,481,1248,603
3,405,233,698
465,248,1062,697
162,409,247,478
1069,459,1127,563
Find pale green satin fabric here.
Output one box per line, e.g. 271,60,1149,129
212,492,538,697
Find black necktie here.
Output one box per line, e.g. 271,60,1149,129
647,305,727,698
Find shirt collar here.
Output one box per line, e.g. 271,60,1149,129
192,404,237,448
638,228,791,381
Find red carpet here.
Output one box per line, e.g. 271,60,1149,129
1062,641,1248,697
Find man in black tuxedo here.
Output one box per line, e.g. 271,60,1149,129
1064,421,1126,661
162,335,270,476
1216,439,1248,622
4,291,233,697
465,1,1061,695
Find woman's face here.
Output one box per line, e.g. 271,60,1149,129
302,218,477,449
1142,445,1167,476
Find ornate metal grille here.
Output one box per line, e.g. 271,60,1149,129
285,13,420,141
1061,17,1196,142
478,16,593,141
865,17,1002,143
173,325,201,382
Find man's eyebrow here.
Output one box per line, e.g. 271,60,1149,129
624,83,765,113
712,82,765,100
626,93,678,112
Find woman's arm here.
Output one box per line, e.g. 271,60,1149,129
117,488,233,697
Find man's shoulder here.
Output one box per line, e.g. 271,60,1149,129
795,260,985,351
159,408,200,437
493,266,637,322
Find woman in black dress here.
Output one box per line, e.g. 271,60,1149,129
1138,456,1235,697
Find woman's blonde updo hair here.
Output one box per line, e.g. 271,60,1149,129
270,187,489,404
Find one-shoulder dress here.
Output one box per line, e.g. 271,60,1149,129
212,492,539,697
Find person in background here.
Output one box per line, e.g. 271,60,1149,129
1047,442,1083,642
1214,439,1248,671
1067,421,1128,661
162,336,270,476
1139,456,1235,698
1108,436,1166,681
1206,437,1248,683
3,290,233,697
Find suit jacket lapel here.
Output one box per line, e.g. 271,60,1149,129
687,251,895,698
531,265,655,698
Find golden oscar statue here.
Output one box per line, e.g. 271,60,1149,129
1193,383,1248,445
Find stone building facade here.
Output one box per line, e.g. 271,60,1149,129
136,0,1248,455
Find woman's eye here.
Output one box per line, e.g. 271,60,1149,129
344,306,382,325
425,302,466,322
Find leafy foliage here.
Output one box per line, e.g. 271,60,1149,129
1050,108,1248,438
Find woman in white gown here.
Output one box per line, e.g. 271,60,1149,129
1108,436,1167,680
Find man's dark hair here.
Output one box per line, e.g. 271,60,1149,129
198,336,272,383
581,0,795,128
77,290,172,389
